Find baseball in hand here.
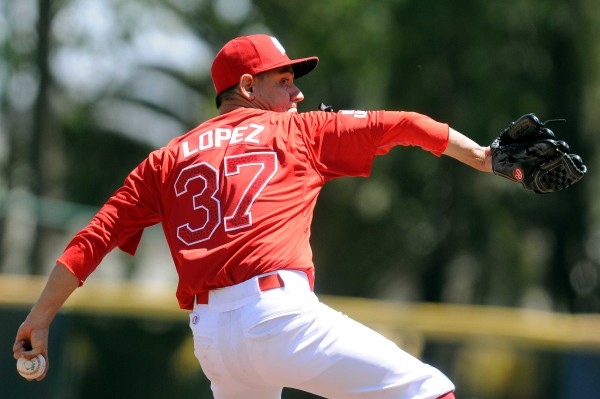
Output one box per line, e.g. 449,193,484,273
16,354,46,380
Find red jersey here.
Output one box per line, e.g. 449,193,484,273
58,108,449,309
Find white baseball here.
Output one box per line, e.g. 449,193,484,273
16,354,46,380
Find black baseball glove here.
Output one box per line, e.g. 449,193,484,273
490,113,587,193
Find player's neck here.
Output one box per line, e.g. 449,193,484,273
218,104,244,115
218,99,259,115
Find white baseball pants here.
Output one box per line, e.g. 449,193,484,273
189,270,455,399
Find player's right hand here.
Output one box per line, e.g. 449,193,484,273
13,320,50,381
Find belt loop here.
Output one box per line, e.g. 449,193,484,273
258,273,285,292
195,292,209,306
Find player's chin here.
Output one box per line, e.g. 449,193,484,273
286,106,298,113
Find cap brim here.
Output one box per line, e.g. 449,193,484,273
290,57,319,79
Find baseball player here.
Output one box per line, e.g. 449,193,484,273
13,34,585,398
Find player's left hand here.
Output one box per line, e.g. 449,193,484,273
490,113,587,193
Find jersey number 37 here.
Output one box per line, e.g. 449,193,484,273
173,152,277,246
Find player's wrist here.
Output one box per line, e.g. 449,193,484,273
25,298,61,328
482,146,493,173
23,312,53,333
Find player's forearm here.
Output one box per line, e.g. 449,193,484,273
443,128,492,173
25,262,80,327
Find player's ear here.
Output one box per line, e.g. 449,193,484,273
240,74,254,99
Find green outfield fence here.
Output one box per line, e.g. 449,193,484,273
2,274,600,352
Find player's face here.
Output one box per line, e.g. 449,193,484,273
252,66,304,113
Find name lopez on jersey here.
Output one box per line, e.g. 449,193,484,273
182,124,265,158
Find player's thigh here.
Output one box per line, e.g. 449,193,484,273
292,304,454,399
189,309,285,398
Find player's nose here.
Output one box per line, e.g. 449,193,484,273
290,85,304,103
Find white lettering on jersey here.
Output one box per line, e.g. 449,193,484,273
199,130,214,150
341,110,368,119
244,124,264,143
215,128,231,147
182,141,198,157
230,126,247,144
181,124,265,158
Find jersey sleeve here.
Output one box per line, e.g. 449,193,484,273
376,111,449,157
300,110,449,181
57,151,165,283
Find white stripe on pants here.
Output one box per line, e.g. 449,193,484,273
189,270,455,399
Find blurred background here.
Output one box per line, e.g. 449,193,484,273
1,0,599,398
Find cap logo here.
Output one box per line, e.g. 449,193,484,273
270,36,286,55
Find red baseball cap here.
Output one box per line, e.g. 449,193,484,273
211,34,319,95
